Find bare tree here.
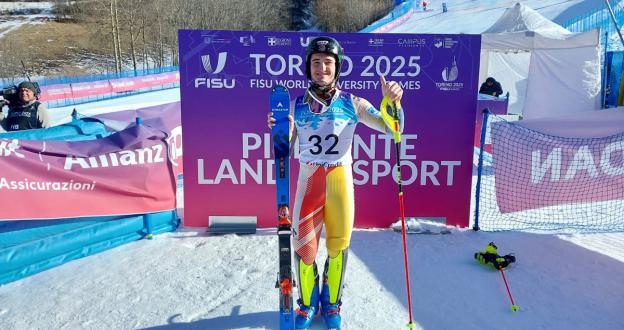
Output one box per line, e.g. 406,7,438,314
0,0,390,77
53,0,80,22
118,0,146,74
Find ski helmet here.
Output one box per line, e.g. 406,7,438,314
305,36,344,81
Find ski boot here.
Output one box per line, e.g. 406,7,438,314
295,257,319,329
320,249,348,329
320,298,342,330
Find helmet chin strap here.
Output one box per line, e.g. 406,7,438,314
308,82,336,107
309,79,337,95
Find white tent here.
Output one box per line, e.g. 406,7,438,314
480,3,601,119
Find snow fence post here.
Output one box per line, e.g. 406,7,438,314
143,213,154,240
136,116,153,239
602,30,609,108
473,108,490,231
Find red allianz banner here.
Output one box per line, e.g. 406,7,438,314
40,84,73,101
491,109,624,213
70,80,113,97
93,102,184,176
0,124,178,220
39,72,180,101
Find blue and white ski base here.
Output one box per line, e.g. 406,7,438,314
271,84,295,330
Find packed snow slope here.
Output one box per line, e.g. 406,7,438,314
0,1,54,38
389,0,607,34
0,227,622,330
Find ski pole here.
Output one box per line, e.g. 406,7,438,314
499,267,519,312
380,97,416,329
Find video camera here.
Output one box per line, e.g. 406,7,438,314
1,86,19,106
1,82,41,107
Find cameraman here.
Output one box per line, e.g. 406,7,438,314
0,81,50,131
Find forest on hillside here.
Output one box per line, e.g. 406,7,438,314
0,0,393,78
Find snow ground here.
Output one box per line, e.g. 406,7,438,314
0,1,53,12
0,228,622,330
0,1,53,38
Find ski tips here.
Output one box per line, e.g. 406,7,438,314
272,84,289,93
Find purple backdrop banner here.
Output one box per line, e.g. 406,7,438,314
179,30,481,228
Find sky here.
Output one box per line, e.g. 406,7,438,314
1,1,623,330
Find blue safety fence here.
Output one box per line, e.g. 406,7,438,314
604,51,624,107
0,211,179,285
1,66,180,108
1,66,178,87
559,5,624,109
43,82,180,109
360,0,416,32
561,3,624,50
563,7,614,34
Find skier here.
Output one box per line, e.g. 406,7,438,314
267,36,404,329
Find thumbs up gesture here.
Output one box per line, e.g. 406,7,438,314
380,75,403,103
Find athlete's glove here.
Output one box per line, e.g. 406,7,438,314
474,242,516,270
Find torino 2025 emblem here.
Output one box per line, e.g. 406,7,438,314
436,57,463,91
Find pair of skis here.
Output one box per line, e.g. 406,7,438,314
270,85,295,330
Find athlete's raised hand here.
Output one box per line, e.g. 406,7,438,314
380,75,403,104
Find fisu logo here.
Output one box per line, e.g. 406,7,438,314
196,52,234,88
194,78,235,89
300,36,311,47
201,52,227,74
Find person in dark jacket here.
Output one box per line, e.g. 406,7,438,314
0,81,49,131
479,77,503,97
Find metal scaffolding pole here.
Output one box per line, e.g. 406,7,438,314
605,0,624,48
